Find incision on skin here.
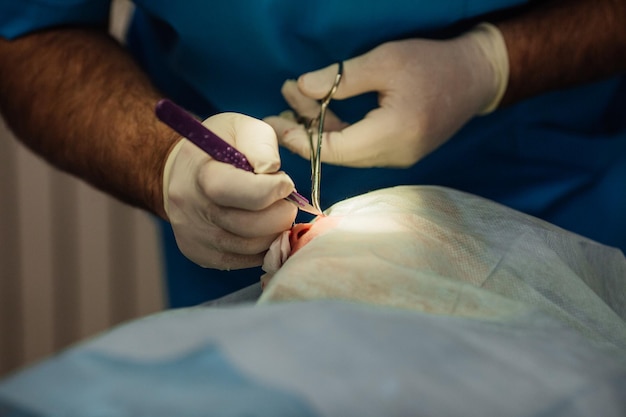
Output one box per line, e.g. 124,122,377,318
261,215,342,289
290,216,342,255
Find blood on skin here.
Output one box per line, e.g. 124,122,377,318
289,216,342,255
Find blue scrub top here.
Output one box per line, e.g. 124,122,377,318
2,1,626,307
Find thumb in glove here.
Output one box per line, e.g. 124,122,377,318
265,23,508,168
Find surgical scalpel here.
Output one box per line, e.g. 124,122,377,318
155,99,322,216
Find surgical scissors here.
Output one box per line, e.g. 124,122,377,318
304,62,344,213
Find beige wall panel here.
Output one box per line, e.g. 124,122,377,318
0,119,23,376
15,146,55,364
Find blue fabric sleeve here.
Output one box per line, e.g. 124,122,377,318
0,0,111,39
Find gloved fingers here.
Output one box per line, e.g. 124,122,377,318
280,81,347,131
203,228,280,257
199,162,296,210
176,229,271,269
263,114,372,166
264,107,349,161
202,112,282,174
163,115,299,271
281,80,320,121
191,250,266,270
320,111,410,167
171,215,285,269
213,253,265,270
210,199,297,239
268,24,508,170
296,54,384,100
270,107,412,167
263,115,309,159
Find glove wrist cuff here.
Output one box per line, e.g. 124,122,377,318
471,22,510,115
162,138,186,218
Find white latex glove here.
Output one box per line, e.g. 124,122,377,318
162,112,297,270
264,23,508,168
260,230,291,290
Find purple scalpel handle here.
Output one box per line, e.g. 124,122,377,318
155,99,254,172
155,99,321,215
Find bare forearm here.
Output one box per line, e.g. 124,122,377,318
0,28,177,219
497,0,626,105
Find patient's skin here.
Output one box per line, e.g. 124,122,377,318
260,215,342,288
261,185,472,289
260,186,519,317
290,216,342,255
261,186,482,297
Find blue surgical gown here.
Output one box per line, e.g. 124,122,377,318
1,0,625,307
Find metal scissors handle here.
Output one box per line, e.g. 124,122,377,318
305,62,344,213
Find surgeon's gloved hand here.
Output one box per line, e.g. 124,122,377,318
265,23,508,168
162,113,298,270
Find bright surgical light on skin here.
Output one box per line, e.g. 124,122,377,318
262,186,455,294
267,187,433,279
334,215,407,234
324,193,418,235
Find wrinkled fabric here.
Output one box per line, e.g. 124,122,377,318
1,186,625,416
1,301,626,417
260,186,626,352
